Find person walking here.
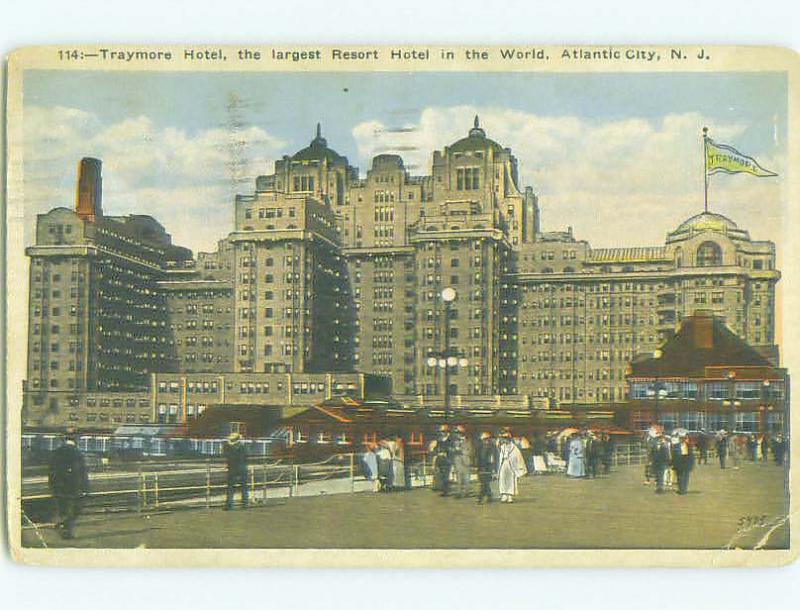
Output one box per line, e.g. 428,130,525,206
476,431,497,504
48,429,89,540
223,432,249,509
586,433,602,479
716,432,729,469
772,435,786,466
697,432,709,465
652,436,672,494
429,425,452,496
672,434,695,495
760,434,770,463
497,430,527,503
449,425,472,498
566,433,586,478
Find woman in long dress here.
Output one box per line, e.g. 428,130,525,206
497,433,527,503
566,433,586,478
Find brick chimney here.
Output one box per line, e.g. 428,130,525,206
691,310,714,349
75,157,103,221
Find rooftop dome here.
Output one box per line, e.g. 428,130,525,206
448,115,505,154
290,123,346,163
667,211,751,244
676,212,738,232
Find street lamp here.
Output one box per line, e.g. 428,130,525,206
441,287,456,418
423,287,470,420
726,371,737,432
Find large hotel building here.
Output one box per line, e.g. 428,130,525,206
22,119,781,431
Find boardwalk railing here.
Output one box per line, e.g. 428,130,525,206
22,443,645,521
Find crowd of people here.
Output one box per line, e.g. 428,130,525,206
41,424,789,539
358,425,620,503
643,428,789,496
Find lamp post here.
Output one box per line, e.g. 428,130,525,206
726,371,737,432
441,287,456,417
424,287,467,421
761,379,771,435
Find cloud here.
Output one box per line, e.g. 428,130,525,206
23,105,287,252
351,106,786,250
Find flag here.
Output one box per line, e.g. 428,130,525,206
705,139,777,177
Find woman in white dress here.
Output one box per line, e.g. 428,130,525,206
497,432,527,503
566,433,586,478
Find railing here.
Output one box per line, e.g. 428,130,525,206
22,444,645,523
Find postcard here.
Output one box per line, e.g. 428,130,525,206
4,44,799,567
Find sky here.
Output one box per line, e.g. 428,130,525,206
21,70,788,255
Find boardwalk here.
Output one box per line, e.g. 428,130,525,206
23,460,788,550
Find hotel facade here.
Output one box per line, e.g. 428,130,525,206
22,120,781,431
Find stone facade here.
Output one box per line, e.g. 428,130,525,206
23,119,781,430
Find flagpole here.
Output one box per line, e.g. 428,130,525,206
702,126,709,213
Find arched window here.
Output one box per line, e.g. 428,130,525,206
675,247,683,268
696,241,722,267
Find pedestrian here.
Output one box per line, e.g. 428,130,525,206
385,434,406,491
476,431,497,504
429,425,452,496
652,435,671,494
772,435,786,466
48,428,89,539
716,432,729,469
360,442,380,492
449,425,472,498
697,432,709,465
566,433,586,478
672,434,695,495
375,439,392,491
497,430,527,503
223,432,249,509
602,433,615,475
747,435,758,462
586,432,602,479
760,434,770,463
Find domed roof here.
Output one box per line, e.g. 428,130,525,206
676,212,738,232
448,115,504,153
290,123,346,163
667,211,751,244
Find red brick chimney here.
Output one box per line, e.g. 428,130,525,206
692,310,714,349
75,157,102,221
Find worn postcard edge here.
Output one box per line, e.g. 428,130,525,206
4,44,800,568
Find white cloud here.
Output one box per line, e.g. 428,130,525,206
351,106,785,250
23,105,287,252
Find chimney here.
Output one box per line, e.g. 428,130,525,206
692,310,714,349
75,157,102,221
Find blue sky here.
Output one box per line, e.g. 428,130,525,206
22,70,787,253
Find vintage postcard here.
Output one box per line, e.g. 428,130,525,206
4,45,799,567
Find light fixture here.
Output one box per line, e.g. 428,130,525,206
426,356,438,368
458,357,469,367
447,356,458,367
441,287,457,302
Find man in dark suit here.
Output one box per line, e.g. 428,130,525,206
476,431,497,504
223,432,249,509
48,429,89,539
672,435,695,495
697,432,709,465
652,436,671,494
716,433,729,469
430,425,452,496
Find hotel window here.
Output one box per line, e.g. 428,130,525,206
456,167,480,190
696,241,722,267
